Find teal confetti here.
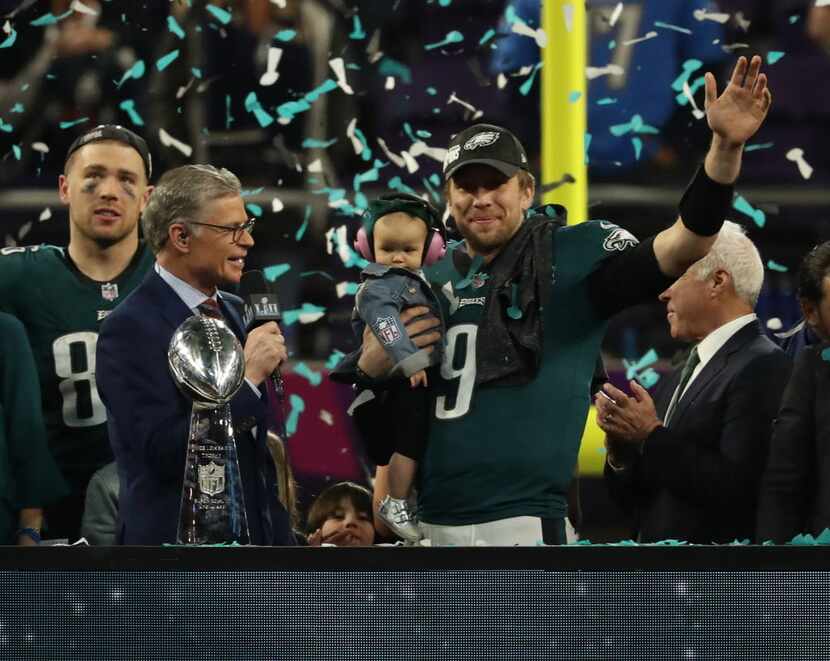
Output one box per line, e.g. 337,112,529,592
325,350,345,370
428,173,441,187
225,94,234,129
30,9,72,26
116,60,146,88
264,264,291,281
596,97,617,105
631,136,643,161
388,176,419,197
822,348,830,363
118,99,144,127
439,0,452,5
352,127,372,161
610,114,659,137
0,26,17,48
675,75,705,106
276,79,338,124
59,117,90,129
241,187,265,196
12,145,21,160
349,14,366,40
584,132,592,164
300,271,335,280
423,176,441,205
354,165,380,189
455,256,484,290
191,67,202,79
10,103,23,113
767,51,785,65
426,86,437,96
283,304,327,326
671,59,703,92
167,15,185,39
245,203,263,217
156,49,180,72
293,362,323,386
295,206,311,241
635,368,660,388
506,283,522,320
767,260,788,273
285,394,305,436
608,39,616,49
274,29,297,42
789,14,800,24
206,4,232,24
624,349,658,381
378,57,412,84
733,195,766,228
568,90,582,103
302,137,338,149
654,20,691,34
479,28,496,46
416,129,432,139
244,91,274,128
745,142,774,152
403,122,418,144
505,5,520,25
339,282,360,295
519,62,542,96
0,118,13,133
425,30,464,51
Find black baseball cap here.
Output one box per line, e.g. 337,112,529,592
65,124,152,180
442,123,529,180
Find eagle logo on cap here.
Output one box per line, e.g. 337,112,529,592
464,131,500,150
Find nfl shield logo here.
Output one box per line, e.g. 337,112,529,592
374,316,402,345
101,282,119,302
198,461,226,496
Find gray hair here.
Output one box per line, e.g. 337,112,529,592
692,220,764,308
141,164,241,254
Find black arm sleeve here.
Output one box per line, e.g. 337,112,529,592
587,236,675,319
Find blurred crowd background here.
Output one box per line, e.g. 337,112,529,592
2,0,829,537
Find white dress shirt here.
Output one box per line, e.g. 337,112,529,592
663,312,757,422
155,262,261,399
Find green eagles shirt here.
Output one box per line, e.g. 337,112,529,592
0,312,68,542
0,243,154,492
419,218,638,525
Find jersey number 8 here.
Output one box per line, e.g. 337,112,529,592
53,332,107,427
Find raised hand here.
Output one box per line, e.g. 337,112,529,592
704,55,772,148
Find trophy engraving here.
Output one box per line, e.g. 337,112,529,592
169,314,250,544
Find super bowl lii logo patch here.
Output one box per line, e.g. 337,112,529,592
374,316,402,345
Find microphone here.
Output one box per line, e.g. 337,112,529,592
239,271,287,427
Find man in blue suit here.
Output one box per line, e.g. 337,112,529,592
96,164,294,545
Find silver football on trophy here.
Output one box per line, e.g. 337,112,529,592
168,315,245,408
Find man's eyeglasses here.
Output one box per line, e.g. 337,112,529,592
188,217,256,243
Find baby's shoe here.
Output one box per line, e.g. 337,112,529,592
378,495,422,543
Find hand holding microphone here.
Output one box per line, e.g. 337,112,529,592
239,271,286,393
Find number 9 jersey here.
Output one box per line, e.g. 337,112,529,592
0,244,154,493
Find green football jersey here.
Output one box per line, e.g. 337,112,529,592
0,243,154,491
419,218,637,526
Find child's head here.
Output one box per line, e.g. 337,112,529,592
372,212,429,271
306,481,376,546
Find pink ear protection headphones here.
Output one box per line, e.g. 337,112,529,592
354,193,448,267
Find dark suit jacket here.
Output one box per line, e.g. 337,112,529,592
96,270,294,545
605,321,791,544
757,344,830,542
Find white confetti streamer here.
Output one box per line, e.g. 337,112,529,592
786,148,814,180
158,128,193,157
346,117,364,156
70,1,98,16
329,57,354,95
38,208,51,222
608,2,623,28
17,221,32,240
319,410,334,426
586,64,625,79
693,9,731,24
510,20,547,48
447,92,484,120
271,197,284,213
682,80,706,120
376,138,407,168
622,30,658,46
385,76,395,90
32,142,49,154
259,47,283,86
307,159,323,173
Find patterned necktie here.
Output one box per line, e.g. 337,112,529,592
198,298,223,320
664,345,700,426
